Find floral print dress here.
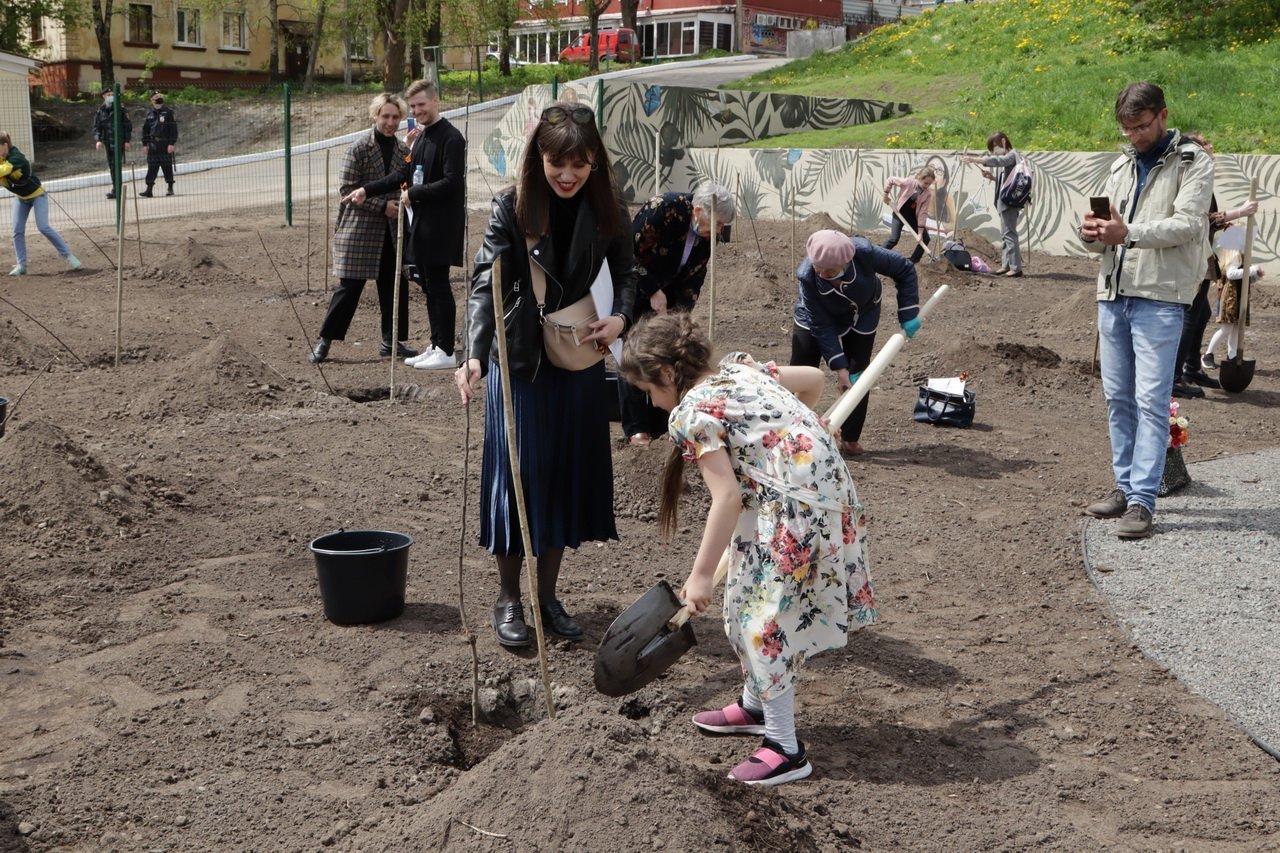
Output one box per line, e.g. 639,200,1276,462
668,353,876,700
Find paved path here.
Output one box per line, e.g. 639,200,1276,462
1082,449,1280,761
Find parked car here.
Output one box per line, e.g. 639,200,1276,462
558,28,638,64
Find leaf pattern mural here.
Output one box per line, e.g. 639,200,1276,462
473,82,1280,263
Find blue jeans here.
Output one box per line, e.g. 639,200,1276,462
1097,296,1185,513
12,194,71,265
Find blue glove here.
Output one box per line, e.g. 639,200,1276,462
902,317,922,338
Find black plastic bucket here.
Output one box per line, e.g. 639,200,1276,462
308,529,412,625
0,396,7,438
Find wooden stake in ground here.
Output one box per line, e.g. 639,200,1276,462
790,176,797,274
707,200,717,340
458,90,480,728
129,164,143,266
324,149,331,295
736,174,764,260
652,126,661,198
487,256,556,720
388,194,406,402
115,187,126,367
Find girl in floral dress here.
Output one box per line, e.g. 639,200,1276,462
619,312,875,786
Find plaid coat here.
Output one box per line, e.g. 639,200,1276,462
333,130,409,280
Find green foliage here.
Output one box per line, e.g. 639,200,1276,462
1135,0,1280,46
733,0,1279,153
439,62,592,99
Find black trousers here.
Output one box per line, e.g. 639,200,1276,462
417,263,456,355
319,230,409,343
104,145,122,192
790,323,876,442
1175,279,1212,379
618,373,669,438
144,145,175,188
882,199,929,264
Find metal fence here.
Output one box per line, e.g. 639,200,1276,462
6,83,513,247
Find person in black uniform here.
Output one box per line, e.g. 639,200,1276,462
342,79,465,365
92,88,132,199
140,90,178,197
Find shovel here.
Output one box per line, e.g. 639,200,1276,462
593,285,951,697
1219,178,1258,394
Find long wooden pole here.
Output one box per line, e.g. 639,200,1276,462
890,205,939,263
707,201,716,340
114,187,125,367
389,195,405,401
488,255,556,719
324,149,331,295
459,90,480,727
129,165,143,266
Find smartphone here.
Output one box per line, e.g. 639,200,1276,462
406,117,416,131
1090,196,1111,220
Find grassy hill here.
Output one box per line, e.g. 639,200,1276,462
732,0,1279,153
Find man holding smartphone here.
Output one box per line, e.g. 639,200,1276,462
1079,81,1214,539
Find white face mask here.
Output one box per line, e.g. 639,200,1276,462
104,95,114,106
992,146,1007,156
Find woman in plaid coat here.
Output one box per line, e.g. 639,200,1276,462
309,93,414,363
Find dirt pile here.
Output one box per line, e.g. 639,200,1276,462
0,418,142,543
360,704,830,851
128,334,292,418
0,317,57,374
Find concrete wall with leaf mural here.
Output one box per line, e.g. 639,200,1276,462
476,82,1279,263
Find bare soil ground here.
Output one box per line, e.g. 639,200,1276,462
2,207,1279,852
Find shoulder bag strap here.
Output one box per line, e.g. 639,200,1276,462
524,235,548,314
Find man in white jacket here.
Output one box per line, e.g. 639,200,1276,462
1080,81,1214,539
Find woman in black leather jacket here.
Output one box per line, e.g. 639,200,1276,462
456,103,637,649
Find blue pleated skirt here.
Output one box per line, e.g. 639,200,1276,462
480,358,618,556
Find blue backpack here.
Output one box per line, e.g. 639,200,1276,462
998,154,1034,209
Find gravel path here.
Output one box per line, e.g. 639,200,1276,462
1083,448,1280,759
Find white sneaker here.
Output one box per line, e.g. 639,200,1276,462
405,345,439,366
66,255,82,270
413,349,456,370
9,264,26,276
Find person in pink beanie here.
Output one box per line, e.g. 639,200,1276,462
790,229,920,455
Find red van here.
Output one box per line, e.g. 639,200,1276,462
559,28,638,64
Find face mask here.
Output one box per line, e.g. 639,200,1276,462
992,146,1007,156
153,98,164,105
104,95,114,105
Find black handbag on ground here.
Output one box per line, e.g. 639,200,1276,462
913,386,976,428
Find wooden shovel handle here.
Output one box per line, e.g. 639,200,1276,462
1238,177,1258,350
667,549,731,630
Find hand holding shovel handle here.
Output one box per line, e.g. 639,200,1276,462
1220,178,1259,394
824,284,950,429
666,550,730,632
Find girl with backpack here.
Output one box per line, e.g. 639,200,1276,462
618,312,875,786
881,165,936,263
963,131,1026,277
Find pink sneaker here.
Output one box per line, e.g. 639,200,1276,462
728,739,813,786
692,701,765,735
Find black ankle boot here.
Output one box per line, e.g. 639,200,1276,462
380,340,419,358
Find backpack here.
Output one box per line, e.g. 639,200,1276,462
998,154,1034,209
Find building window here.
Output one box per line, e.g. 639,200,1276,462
176,7,202,46
347,28,373,61
31,15,45,42
128,3,155,43
222,10,247,49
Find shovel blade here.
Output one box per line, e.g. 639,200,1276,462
1219,354,1255,394
594,581,698,697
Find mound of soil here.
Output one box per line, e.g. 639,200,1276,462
0,318,57,374
128,334,292,418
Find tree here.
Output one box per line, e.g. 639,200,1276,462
619,0,638,32
303,0,327,92
584,0,609,72
0,0,71,53
376,0,413,90
90,0,116,86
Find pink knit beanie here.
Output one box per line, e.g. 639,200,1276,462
806,230,855,269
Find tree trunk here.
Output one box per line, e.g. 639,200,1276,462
269,0,280,80
587,11,600,72
342,0,352,86
620,0,638,32
92,0,115,89
304,0,328,94
500,26,511,76
379,0,411,91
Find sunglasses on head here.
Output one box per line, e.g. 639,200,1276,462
542,106,594,126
